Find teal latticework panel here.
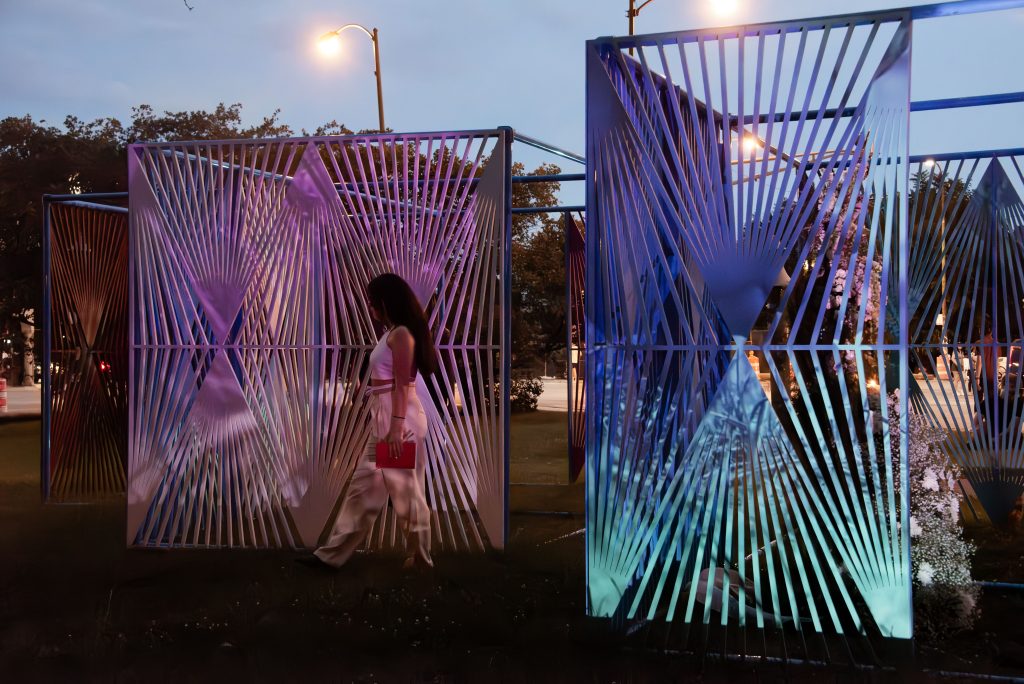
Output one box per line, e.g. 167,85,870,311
585,11,912,647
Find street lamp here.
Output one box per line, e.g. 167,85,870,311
710,0,740,18
626,0,657,45
317,23,386,133
627,0,741,47
924,159,948,338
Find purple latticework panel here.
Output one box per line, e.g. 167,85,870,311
564,212,586,482
45,202,129,501
128,131,510,550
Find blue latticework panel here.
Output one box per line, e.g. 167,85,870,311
908,154,1024,524
585,12,912,647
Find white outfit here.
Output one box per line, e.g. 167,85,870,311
315,327,433,568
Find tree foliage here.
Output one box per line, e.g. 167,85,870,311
0,104,333,382
0,105,567,383
509,162,567,373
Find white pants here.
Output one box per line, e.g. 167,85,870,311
315,387,432,567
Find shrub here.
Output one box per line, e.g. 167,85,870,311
508,377,543,413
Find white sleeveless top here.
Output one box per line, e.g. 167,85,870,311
368,327,416,382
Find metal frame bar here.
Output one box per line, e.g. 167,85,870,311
512,132,586,165
603,0,1024,49
512,205,586,215
734,92,1024,125
500,126,514,547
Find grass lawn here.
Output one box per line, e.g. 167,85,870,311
510,410,571,485
0,420,612,682
4,418,1024,679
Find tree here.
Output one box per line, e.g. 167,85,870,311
0,104,306,383
509,162,566,374
0,105,567,383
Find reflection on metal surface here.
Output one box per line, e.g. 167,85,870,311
585,11,912,649
128,132,509,551
908,155,1024,525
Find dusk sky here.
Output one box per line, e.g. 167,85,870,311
3,0,1023,183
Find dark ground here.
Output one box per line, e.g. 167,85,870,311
1,416,1023,682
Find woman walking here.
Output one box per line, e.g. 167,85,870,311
305,273,436,571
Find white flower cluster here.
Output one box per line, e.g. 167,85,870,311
886,393,980,639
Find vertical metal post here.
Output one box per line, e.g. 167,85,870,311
940,165,947,341
627,0,636,55
563,211,574,483
499,126,513,548
899,20,914,640
991,152,1001,465
373,28,386,133
40,197,52,501
127,148,137,544
583,42,597,610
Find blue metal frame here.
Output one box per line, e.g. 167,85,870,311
582,0,1024,657
601,0,1024,50
500,126,514,547
513,132,585,166
586,6,915,647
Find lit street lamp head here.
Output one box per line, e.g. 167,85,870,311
710,0,740,18
314,22,386,133
317,31,342,57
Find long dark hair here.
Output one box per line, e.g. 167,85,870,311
366,273,438,377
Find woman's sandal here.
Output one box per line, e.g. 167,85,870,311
402,555,434,572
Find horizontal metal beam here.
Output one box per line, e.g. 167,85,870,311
512,205,585,215
47,200,129,214
128,128,507,150
731,92,1024,125
512,174,585,183
512,133,586,165
910,147,1024,162
600,0,1024,48
910,0,1024,19
43,192,128,202
912,91,1024,111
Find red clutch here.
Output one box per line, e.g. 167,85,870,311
375,440,416,469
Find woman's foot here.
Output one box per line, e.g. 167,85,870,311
295,553,337,572
402,554,433,573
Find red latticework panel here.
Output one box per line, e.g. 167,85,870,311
47,203,129,501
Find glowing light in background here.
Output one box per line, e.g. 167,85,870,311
710,0,740,19
317,32,342,57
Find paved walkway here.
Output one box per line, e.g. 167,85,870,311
0,379,569,419
0,384,40,420
537,377,569,411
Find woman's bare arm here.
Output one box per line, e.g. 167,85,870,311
386,326,415,455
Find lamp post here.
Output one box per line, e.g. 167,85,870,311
318,23,386,133
924,159,947,340
626,0,656,55
627,1,740,54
